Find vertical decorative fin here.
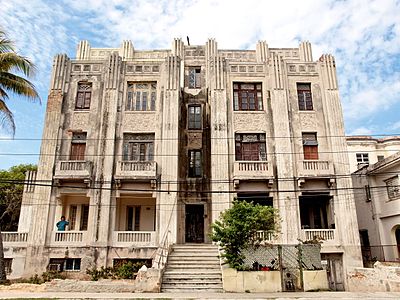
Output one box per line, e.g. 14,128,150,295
50,54,69,92
256,40,269,63
271,53,284,90
171,38,184,58
76,40,91,60
105,52,122,90
319,54,338,90
120,40,134,60
299,41,313,62
166,55,181,90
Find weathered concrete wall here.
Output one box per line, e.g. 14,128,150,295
347,262,400,292
222,267,282,293
303,270,329,291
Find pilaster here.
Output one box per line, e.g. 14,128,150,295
256,40,269,63
76,40,91,60
299,41,313,62
120,40,134,60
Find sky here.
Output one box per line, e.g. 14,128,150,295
0,0,399,170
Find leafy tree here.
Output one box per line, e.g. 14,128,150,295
0,29,39,135
0,164,37,282
211,200,279,270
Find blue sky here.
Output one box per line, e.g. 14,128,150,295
0,0,399,169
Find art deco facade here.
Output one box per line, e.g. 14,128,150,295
5,38,362,289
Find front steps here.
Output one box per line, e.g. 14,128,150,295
161,244,223,293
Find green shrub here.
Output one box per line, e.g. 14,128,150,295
86,261,147,281
211,200,279,270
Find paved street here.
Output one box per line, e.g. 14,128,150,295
0,291,399,299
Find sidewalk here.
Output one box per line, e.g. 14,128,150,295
0,291,400,299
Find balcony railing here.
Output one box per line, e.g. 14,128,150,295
298,160,334,177
115,161,157,179
113,231,156,247
52,231,87,245
302,229,335,241
54,160,92,179
233,161,273,179
255,230,275,242
1,232,28,243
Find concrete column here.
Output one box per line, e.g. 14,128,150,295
268,53,298,244
318,54,363,284
158,55,181,244
24,54,70,275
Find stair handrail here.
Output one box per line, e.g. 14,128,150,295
152,197,177,269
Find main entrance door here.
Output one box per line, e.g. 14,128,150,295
185,204,204,243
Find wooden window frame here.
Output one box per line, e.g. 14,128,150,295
75,82,92,110
356,153,369,164
302,132,318,160
233,83,263,111
123,134,154,161
235,133,266,161
70,132,87,161
188,150,202,178
188,67,201,88
297,83,313,111
188,105,202,129
126,82,157,111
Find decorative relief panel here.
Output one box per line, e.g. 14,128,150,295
287,63,318,75
122,113,157,131
126,64,160,74
229,64,264,74
71,64,102,73
187,132,202,149
299,113,317,130
71,111,90,128
233,113,267,132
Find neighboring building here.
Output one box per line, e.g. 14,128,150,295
347,136,400,173
4,38,362,290
351,150,400,265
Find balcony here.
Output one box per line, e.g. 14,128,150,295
51,231,88,246
297,160,334,177
54,160,92,180
302,229,336,243
115,161,157,180
233,161,273,180
1,232,28,246
112,231,157,247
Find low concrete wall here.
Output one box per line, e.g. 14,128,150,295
347,262,400,292
303,270,329,291
222,267,282,292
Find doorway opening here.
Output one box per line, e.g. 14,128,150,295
185,204,204,243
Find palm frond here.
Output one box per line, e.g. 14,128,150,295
0,52,36,76
0,72,40,101
0,98,16,136
0,30,15,53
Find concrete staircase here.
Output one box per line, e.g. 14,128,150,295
161,244,223,293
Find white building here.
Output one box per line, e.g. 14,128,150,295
3,38,362,290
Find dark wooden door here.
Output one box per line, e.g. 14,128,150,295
185,204,204,243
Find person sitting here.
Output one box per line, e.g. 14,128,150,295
56,216,69,231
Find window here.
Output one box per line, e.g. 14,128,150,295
188,105,201,129
297,83,313,111
356,153,369,164
188,150,202,177
80,205,89,231
126,82,156,111
127,206,141,231
4,258,12,275
385,176,400,201
377,155,385,161
302,133,318,160
235,133,266,161
123,134,154,161
70,132,87,160
65,258,81,271
69,205,77,230
188,67,201,88
233,83,263,111
75,82,92,109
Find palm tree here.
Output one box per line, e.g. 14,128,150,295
0,30,39,282
0,29,39,135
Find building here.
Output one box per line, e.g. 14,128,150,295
348,136,400,265
4,38,362,290
347,136,400,173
